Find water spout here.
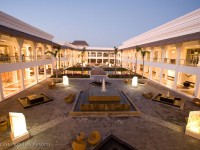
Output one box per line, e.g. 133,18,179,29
101,78,106,92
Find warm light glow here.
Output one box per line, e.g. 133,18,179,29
132,76,138,87
167,92,170,97
63,76,69,85
185,111,200,140
9,112,29,144
167,70,175,77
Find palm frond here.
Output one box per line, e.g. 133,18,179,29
135,46,142,52
45,51,56,57
141,50,149,57
114,46,118,54
81,47,86,56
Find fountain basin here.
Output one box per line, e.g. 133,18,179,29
89,87,120,102
70,89,141,117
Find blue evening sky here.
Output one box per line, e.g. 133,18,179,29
1,0,200,47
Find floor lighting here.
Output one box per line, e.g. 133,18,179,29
9,112,29,144
63,75,69,85
185,111,200,140
132,76,138,87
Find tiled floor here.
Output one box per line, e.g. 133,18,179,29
0,78,200,150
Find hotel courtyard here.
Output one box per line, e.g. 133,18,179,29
0,3,200,150
0,77,200,150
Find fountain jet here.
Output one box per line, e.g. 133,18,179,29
101,78,106,92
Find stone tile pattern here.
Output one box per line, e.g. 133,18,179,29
0,78,200,150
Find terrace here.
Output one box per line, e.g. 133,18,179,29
0,78,200,149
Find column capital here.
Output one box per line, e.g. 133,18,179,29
160,45,167,50
16,38,24,48
175,43,183,49
197,40,200,46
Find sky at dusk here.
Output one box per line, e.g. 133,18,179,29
1,0,200,47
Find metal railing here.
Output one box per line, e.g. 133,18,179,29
179,59,200,66
1,55,199,67
0,55,53,64
164,58,176,64
153,58,162,62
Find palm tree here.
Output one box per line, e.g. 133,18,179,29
45,45,61,82
114,46,118,75
135,46,142,75
120,50,123,75
141,50,149,80
81,47,86,75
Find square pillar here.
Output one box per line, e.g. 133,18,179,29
0,74,4,102
173,43,182,89
20,69,25,90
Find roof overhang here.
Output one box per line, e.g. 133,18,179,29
0,25,59,46
120,32,200,50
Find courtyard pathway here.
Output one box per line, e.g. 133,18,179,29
0,78,200,150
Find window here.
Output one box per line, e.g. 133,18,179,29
97,52,102,57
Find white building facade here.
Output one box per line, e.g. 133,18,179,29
0,9,200,102
120,8,200,98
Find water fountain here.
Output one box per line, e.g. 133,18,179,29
70,78,140,116
101,78,106,92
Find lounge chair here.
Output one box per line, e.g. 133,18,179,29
64,93,75,103
88,130,101,145
142,92,153,99
192,98,200,107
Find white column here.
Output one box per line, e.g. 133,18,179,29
34,42,37,60
194,75,200,97
159,46,166,83
0,74,4,102
149,47,154,79
20,69,25,90
12,71,18,84
72,50,74,66
43,44,47,60
16,38,25,89
16,38,24,62
44,65,47,79
51,63,53,76
173,43,182,89
34,67,38,83
149,66,152,80
150,47,154,62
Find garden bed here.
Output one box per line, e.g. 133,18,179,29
51,74,90,78
108,74,146,79
65,67,92,71
103,67,128,71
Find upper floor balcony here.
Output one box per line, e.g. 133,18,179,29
0,55,52,64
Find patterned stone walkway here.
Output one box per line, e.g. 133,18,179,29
91,67,106,75
141,114,184,133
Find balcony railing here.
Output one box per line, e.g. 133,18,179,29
0,56,19,63
88,54,96,57
179,59,200,66
0,55,53,64
1,55,199,67
153,58,162,62
164,58,176,64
